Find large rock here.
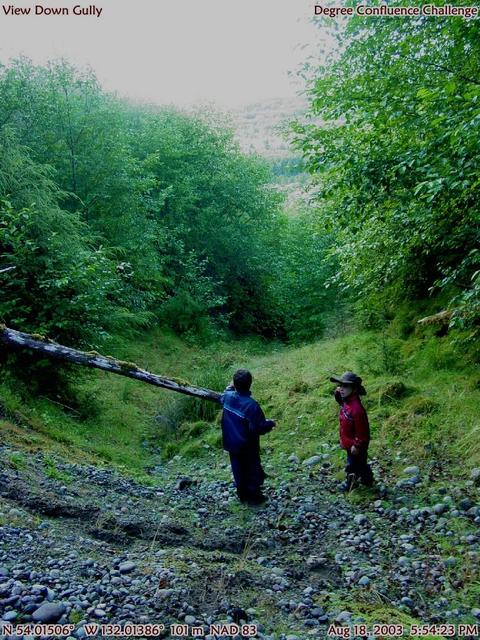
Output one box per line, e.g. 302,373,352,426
32,602,66,623
119,561,137,574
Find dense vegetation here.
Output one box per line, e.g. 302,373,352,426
0,59,334,366
0,7,478,414
291,3,480,339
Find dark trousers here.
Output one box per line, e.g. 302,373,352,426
229,449,266,500
346,449,373,486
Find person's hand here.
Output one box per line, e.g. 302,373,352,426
351,445,359,455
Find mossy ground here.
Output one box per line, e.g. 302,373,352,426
0,326,479,486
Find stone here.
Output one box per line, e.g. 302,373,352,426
354,514,367,526
306,556,328,570
403,466,420,476
470,468,480,484
118,561,137,574
2,610,18,621
335,611,352,623
459,498,473,511
176,476,194,490
401,597,414,608
302,456,323,467
433,503,448,515
32,602,66,623
358,576,370,586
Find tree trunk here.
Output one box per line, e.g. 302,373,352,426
0,326,221,403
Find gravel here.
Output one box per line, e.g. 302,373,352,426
0,445,478,636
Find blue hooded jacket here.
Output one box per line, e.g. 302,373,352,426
220,386,274,454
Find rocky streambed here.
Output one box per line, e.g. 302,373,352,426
0,446,479,639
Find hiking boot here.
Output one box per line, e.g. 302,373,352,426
339,473,358,493
246,492,267,506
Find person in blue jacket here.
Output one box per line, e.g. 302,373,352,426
220,369,276,505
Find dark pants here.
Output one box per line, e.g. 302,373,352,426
229,449,266,501
346,449,373,486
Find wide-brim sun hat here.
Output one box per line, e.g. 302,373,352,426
329,371,367,395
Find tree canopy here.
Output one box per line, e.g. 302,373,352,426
0,58,335,360
291,3,480,335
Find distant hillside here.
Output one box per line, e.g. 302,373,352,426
230,96,309,207
231,95,307,158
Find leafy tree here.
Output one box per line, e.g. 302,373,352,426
0,59,165,316
0,127,125,343
0,59,291,340
292,1,480,333
130,108,286,335
272,212,339,341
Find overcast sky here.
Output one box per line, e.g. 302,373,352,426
0,0,319,108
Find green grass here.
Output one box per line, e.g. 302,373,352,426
43,453,72,482
6,450,27,470
0,325,479,484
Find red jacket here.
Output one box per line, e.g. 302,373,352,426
338,394,370,451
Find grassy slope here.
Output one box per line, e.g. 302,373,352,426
248,330,480,482
0,325,479,488
1,325,479,630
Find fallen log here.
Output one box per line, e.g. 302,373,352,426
0,325,221,403
417,310,452,326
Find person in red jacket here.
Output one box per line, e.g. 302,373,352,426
330,371,374,491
